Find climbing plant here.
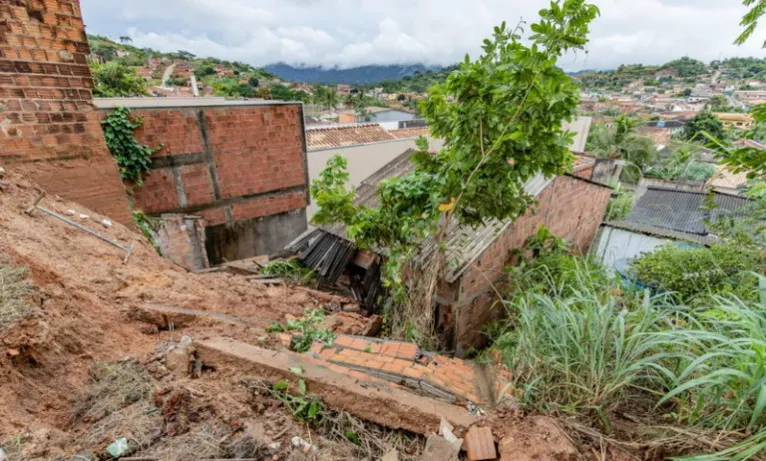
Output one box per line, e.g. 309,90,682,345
312,0,600,340
102,106,163,185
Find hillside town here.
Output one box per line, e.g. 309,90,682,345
2,0,766,461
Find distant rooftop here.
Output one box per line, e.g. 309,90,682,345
306,123,424,151
94,97,300,110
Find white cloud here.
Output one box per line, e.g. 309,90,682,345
81,0,766,70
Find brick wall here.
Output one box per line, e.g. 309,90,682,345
451,175,612,349
0,0,132,225
97,102,309,263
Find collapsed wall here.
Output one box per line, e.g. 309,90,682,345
0,0,133,225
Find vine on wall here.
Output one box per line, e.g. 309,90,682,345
102,106,163,185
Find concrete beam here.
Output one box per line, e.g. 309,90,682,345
196,337,477,434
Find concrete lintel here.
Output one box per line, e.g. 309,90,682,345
196,337,476,434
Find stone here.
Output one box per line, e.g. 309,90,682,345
361,315,384,337
165,336,195,378
463,427,497,461
422,434,460,461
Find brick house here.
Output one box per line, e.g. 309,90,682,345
0,0,133,225
95,98,311,266
291,150,611,350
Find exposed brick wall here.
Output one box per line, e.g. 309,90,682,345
0,0,132,225
100,102,309,262
451,175,612,349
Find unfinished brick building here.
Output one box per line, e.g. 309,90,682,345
95,99,310,265
292,151,611,350
0,0,132,224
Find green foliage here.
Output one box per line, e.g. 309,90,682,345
705,94,736,113
266,308,335,353
311,1,600,339
102,107,163,185
212,79,256,98
683,110,725,141
604,185,635,221
270,378,326,425
91,62,148,97
662,57,708,78
736,0,766,47
312,86,339,109
261,260,316,284
644,147,716,182
587,116,657,182
269,83,310,102
310,155,357,227
630,244,764,303
132,210,158,252
367,65,460,94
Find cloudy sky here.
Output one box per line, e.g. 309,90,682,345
80,0,764,71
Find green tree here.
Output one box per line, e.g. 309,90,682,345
736,0,766,47
705,94,732,112
91,41,118,62
586,116,657,181
195,66,216,78
91,62,148,97
312,0,600,338
683,110,725,141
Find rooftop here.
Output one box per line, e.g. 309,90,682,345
306,123,398,151
94,97,299,110
625,187,753,236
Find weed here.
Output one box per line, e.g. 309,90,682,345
0,257,33,328
71,361,152,423
266,308,335,353
261,260,316,285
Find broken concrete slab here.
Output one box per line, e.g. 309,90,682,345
422,434,461,461
380,450,399,461
463,427,497,461
197,337,476,434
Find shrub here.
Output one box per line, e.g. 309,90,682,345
629,244,764,303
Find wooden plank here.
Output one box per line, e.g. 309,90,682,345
463,427,497,461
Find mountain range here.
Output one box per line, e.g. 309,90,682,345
264,63,442,85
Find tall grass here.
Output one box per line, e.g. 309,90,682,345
0,257,33,328
493,251,766,458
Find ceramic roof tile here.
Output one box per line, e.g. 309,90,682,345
306,124,396,151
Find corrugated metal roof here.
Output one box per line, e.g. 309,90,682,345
603,221,717,246
318,150,554,282
625,187,753,236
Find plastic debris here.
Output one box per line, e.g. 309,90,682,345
66,209,77,216
101,219,113,228
290,436,317,452
79,214,89,220
105,438,129,458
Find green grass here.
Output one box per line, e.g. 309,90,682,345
491,245,766,457
261,260,316,285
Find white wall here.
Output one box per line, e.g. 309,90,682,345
307,137,444,218
593,226,672,270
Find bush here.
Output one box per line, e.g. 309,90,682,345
629,244,764,303
91,62,148,97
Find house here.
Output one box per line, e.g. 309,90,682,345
337,84,352,97
714,113,755,129
595,187,754,270
290,150,610,350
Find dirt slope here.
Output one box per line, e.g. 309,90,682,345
0,170,325,441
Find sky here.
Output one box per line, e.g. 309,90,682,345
80,0,765,71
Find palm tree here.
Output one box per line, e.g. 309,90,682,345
587,115,658,183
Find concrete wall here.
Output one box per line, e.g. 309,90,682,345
155,215,209,271
307,137,444,218
96,101,309,263
0,0,133,225
593,226,671,271
448,175,612,350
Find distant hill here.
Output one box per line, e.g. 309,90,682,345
265,63,441,85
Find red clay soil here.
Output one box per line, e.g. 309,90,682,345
0,170,333,443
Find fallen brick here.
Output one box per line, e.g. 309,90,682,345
197,337,476,434
463,427,497,461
